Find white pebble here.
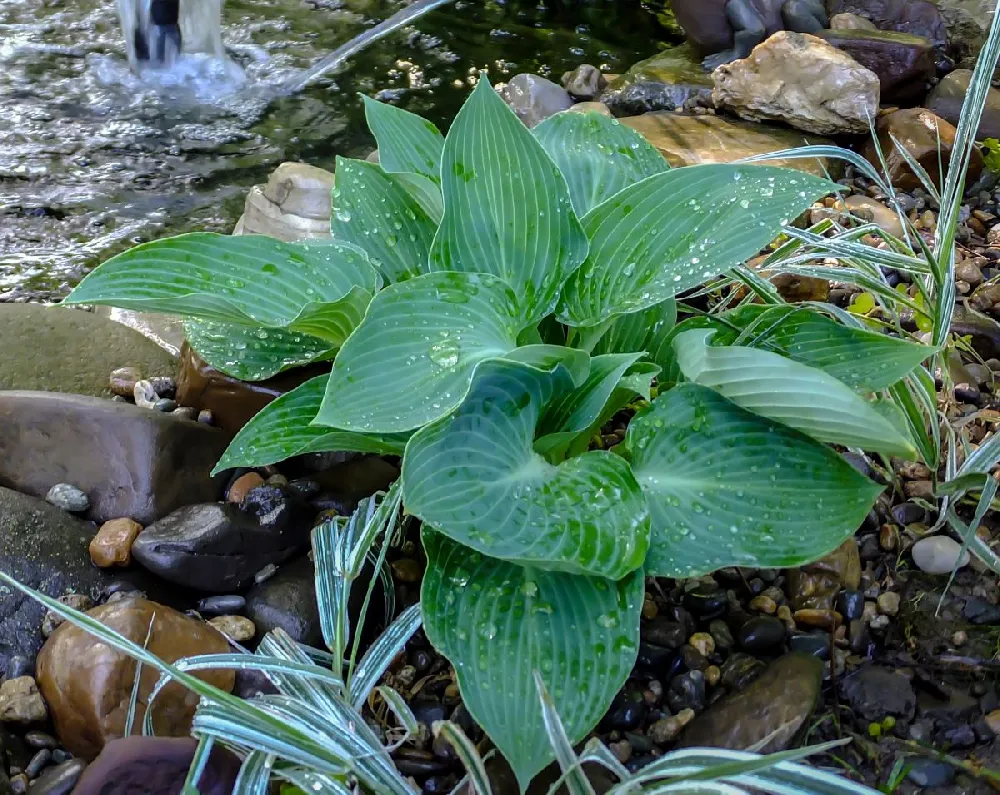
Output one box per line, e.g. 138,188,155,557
45,483,89,513
911,536,970,575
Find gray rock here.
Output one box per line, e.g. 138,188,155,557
926,68,1000,142
907,760,955,788
911,535,970,574
245,556,323,646
0,392,229,525
561,64,606,100
132,502,311,593
43,484,89,514
498,74,573,127
839,666,916,723
24,759,85,795
599,43,713,116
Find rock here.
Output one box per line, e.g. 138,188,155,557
89,518,143,568
567,102,613,117
711,32,880,136
648,709,695,745
839,666,916,723
36,597,233,760
911,535,971,574
815,29,934,104
176,342,332,434
96,308,186,357
72,736,240,795
207,615,255,642
907,760,955,788
599,44,713,116
962,596,1000,624
234,162,335,242
844,195,905,238
0,487,159,677
877,591,900,616
786,539,861,611
767,273,830,303
196,595,246,616
830,12,877,29
561,64,606,100
925,68,1000,141
667,671,706,713
721,652,766,690
621,112,836,177
498,74,573,128
604,691,645,730
738,616,786,653
44,484,89,514
25,759,85,795
643,619,687,650
684,584,727,619
0,392,228,525
679,654,823,752
0,677,47,724
862,108,983,191
826,0,947,52
226,472,264,503
131,502,311,592
245,556,322,645
41,594,93,638
689,632,715,657
0,305,176,398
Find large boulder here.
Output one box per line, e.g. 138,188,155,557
925,68,1000,141
0,487,161,678
0,305,176,398
233,162,335,242
498,74,574,128
712,32,880,136
36,597,234,760
93,308,186,356
0,392,229,525
598,43,713,116
816,29,935,104
620,112,836,176
862,107,984,190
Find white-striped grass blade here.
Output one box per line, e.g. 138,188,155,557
432,721,493,795
232,750,274,795
534,672,596,795
181,735,216,795
350,602,421,711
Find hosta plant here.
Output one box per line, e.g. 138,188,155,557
66,78,935,789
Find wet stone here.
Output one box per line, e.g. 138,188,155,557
24,732,57,750
25,749,50,778
708,620,734,651
153,399,177,412
836,590,865,622
207,615,255,643
683,584,727,619
680,645,710,671
737,616,785,653
6,656,32,679
604,691,645,731
667,670,706,713
643,619,687,650
27,759,86,795
44,484,89,514
891,502,926,525
109,367,141,398
10,775,26,794
907,760,954,788
789,632,830,659
196,595,246,617
839,666,916,723
721,653,765,690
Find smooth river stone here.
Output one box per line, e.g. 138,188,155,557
911,535,971,574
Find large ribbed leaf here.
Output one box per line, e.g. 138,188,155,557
315,272,524,433
184,319,335,382
533,111,669,217
362,95,444,182
403,360,649,578
627,384,882,577
593,299,677,357
214,376,409,475
65,234,380,345
429,79,589,326
329,158,436,283
421,531,642,791
557,166,837,327
674,329,917,458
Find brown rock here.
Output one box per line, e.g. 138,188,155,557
815,29,934,104
749,595,777,614
36,597,234,760
925,69,1000,142
568,101,613,117
176,342,330,434
785,538,861,611
648,708,695,745
0,392,229,525
620,113,836,177
794,608,843,629
226,472,264,504
391,558,424,583
767,273,830,303
109,367,141,399
679,654,823,752
689,632,716,656
862,108,983,191
90,518,144,568
0,677,48,724
825,0,947,51
845,195,904,238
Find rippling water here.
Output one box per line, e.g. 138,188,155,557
0,0,666,298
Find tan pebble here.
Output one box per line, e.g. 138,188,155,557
689,632,715,657
862,601,879,622
391,558,424,583
0,677,48,724
89,518,143,568
227,472,264,504
776,605,796,630
897,461,933,480
207,615,256,643
568,101,613,117
642,598,659,620
903,480,935,500
952,630,968,647
109,367,141,398
877,592,900,616
444,683,460,700
794,608,842,629
705,665,721,686
969,216,987,237
749,595,777,614
610,739,632,763
879,524,899,552
648,708,695,745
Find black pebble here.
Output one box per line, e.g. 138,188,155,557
23,759,85,795
907,760,955,788
964,597,1000,625
604,691,645,731
24,732,57,750
789,633,830,660
836,590,865,622
684,585,727,619
943,724,977,748
667,671,706,713
708,620,734,652
411,699,448,728
412,649,433,674
642,619,687,650
25,749,51,779
890,502,926,526
637,642,672,670
197,595,247,617
423,774,458,793
738,616,785,653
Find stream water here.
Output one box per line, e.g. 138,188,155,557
0,0,665,300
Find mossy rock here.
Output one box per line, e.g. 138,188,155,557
0,304,177,397
608,42,712,91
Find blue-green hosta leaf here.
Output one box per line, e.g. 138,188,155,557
316,272,523,433
533,111,669,217
557,165,837,327
421,530,642,791
403,359,649,578
362,95,444,182
674,329,917,458
627,384,882,577
65,234,380,346
618,362,660,402
183,319,335,382
592,299,677,358
213,376,409,475
429,79,589,326
504,344,592,387
329,158,437,283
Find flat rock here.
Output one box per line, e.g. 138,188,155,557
93,307,186,356
0,487,159,678
73,736,239,794
816,29,934,104
599,43,713,116
0,305,176,398
826,0,947,51
620,113,835,176
0,391,229,525
712,32,880,136
36,597,234,760
925,68,1000,141
678,654,823,752
839,665,916,723
132,501,312,592
862,107,984,190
